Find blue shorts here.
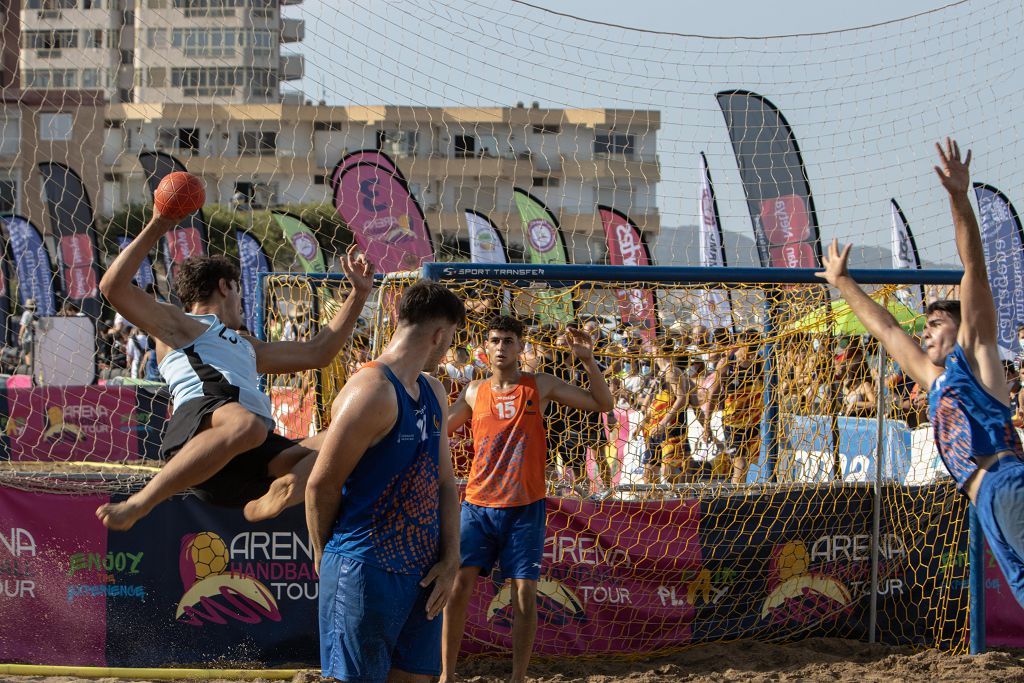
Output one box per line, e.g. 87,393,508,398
976,457,1024,609
460,500,546,580
318,553,441,682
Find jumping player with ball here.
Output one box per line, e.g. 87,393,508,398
96,172,375,531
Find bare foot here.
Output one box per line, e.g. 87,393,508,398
96,500,147,531
244,474,297,522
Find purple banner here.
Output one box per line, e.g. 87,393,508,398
329,149,402,192
2,215,56,315
332,161,433,273
0,235,10,345
0,488,109,666
972,183,1024,360
237,230,271,334
116,236,155,290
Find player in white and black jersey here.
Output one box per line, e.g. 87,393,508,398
95,208,374,531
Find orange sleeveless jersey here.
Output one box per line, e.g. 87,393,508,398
464,374,548,508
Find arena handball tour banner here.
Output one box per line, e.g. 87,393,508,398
890,199,925,313
331,150,433,274
513,188,575,324
1,215,56,315
138,151,208,281
972,183,1024,360
36,162,101,317
0,482,1020,667
272,212,326,273
116,235,155,290
237,230,271,333
697,152,734,330
598,205,657,340
716,90,822,269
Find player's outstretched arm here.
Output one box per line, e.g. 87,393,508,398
934,138,998,349
421,375,460,620
538,328,614,412
99,210,205,348
816,239,941,390
305,368,396,573
253,244,375,373
446,381,477,435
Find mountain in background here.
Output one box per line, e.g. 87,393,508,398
652,226,951,270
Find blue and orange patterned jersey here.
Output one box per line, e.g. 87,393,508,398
465,374,547,508
325,362,442,575
928,344,1024,490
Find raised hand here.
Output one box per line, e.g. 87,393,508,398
341,243,375,294
934,137,972,197
815,238,853,287
563,326,595,361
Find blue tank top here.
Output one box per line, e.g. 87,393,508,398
325,363,443,575
158,313,274,429
928,344,1024,488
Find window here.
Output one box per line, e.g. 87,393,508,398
82,69,100,88
83,29,103,48
83,0,99,8
147,0,167,7
177,128,199,152
378,130,417,157
23,30,78,51
0,176,17,214
0,114,20,156
172,0,243,16
172,28,238,58
594,133,635,158
248,68,277,98
532,176,560,188
532,124,560,135
146,29,167,49
23,69,77,89
250,0,276,18
313,174,326,185
26,0,75,9
314,121,344,132
147,67,166,87
454,135,476,158
39,113,74,141
248,29,274,57
238,130,276,156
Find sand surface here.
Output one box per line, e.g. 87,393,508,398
3,639,1024,682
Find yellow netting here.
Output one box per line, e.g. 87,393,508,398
272,272,971,654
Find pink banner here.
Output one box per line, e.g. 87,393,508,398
58,234,98,299
330,149,401,191
461,496,702,656
165,227,204,278
0,488,109,665
759,194,817,268
3,386,141,462
598,207,657,340
333,162,433,274
986,540,1024,647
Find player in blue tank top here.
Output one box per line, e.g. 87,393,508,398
95,208,375,531
307,280,465,683
818,138,1024,609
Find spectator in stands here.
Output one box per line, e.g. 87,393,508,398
720,330,764,484
640,338,698,484
1014,323,1024,372
696,328,730,454
17,299,36,369
839,349,877,418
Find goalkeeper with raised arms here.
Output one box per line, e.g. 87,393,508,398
816,138,1024,608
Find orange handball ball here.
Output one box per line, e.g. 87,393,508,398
154,172,205,220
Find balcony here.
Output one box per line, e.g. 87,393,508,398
560,154,660,183
280,0,303,5
280,18,305,43
110,152,314,177
279,54,304,81
396,154,534,181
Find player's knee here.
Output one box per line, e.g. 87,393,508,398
511,580,537,614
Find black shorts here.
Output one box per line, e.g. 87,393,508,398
161,396,298,507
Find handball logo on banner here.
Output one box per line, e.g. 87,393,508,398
475,227,498,253
175,532,281,627
290,233,320,261
527,219,556,254
486,577,586,628
760,541,852,626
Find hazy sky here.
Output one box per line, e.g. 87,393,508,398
282,0,1023,268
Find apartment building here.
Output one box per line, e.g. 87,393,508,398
18,0,303,104
101,103,661,259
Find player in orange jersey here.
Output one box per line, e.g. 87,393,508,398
439,315,613,683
